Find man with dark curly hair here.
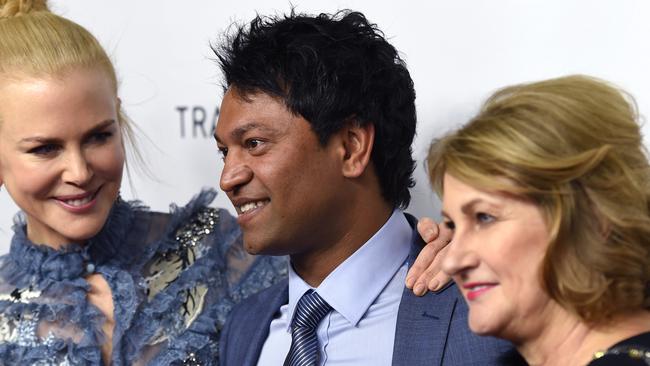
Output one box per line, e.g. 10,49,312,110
214,10,512,365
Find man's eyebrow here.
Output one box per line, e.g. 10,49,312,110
214,122,276,144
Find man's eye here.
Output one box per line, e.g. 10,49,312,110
28,144,60,156
218,147,228,159
245,139,262,150
476,212,495,224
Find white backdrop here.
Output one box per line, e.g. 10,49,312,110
1,0,649,253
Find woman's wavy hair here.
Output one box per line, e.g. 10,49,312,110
428,75,650,322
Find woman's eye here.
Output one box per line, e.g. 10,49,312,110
443,220,455,230
89,131,113,143
476,212,495,224
28,144,60,156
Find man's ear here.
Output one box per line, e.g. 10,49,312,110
340,121,374,178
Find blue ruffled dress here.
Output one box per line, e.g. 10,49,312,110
0,190,287,365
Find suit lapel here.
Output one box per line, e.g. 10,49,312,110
392,283,458,365
392,215,458,366
240,281,289,366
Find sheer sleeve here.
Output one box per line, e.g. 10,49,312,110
126,190,287,365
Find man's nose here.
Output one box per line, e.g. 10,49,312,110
220,154,253,193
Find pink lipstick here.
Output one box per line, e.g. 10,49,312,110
53,187,100,214
463,282,497,301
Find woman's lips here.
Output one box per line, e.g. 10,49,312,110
463,282,498,301
53,187,101,213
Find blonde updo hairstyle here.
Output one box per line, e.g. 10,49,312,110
427,75,650,323
0,0,138,162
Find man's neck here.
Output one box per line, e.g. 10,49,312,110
290,202,393,287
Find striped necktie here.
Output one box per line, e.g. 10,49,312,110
284,290,332,366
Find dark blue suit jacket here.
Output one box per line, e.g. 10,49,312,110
219,214,514,365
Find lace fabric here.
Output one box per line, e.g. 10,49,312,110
0,189,287,365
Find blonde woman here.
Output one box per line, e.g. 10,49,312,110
0,1,292,364
429,75,650,365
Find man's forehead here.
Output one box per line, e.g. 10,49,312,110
214,103,288,143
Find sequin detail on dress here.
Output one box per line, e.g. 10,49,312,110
594,346,650,365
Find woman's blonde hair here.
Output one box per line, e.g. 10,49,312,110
428,75,650,322
0,0,143,174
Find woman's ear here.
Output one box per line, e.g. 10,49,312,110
340,121,375,178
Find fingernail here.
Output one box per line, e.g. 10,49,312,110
427,229,435,239
414,283,425,296
429,280,439,292
405,276,414,288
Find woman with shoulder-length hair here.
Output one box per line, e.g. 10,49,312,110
428,75,650,365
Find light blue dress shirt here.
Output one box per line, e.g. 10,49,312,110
256,210,412,366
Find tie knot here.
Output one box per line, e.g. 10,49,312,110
292,290,332,330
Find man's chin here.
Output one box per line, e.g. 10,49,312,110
242,235,269,255
244,242,263,255
243,236,291,256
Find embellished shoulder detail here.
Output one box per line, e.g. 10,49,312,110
175,207,220,254
142,206,220,338
118,190,241,365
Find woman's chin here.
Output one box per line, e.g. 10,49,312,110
47,222,106,247
468,313,503,337
469,323,495,336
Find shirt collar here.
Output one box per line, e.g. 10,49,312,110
287,209,412,329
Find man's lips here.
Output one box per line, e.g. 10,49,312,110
463,282,498,301
230,197,270,215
